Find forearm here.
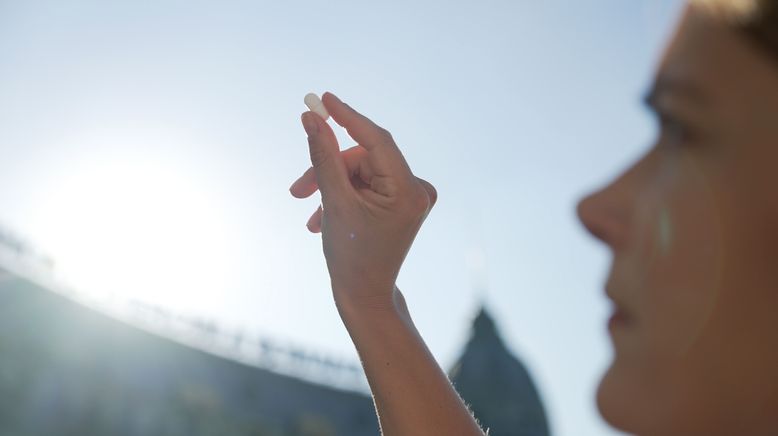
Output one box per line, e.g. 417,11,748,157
335,286,486,436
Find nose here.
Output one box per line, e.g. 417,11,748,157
576,184,628,250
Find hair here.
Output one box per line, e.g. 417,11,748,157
692,0,778,61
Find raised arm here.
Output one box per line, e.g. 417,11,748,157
290,92,486,436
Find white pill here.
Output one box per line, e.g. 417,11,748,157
304,93,330,121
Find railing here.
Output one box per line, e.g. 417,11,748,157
124,299,369,392
0,224,369,393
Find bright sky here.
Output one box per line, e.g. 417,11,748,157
0,1,685,434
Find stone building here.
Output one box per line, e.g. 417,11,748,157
0,257,549,435
450,308,550,436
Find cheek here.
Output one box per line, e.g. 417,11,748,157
634,151,723,363
598,150,726,431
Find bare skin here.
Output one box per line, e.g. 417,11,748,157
290,4,778,436
291,94,483,435
579,7,778,436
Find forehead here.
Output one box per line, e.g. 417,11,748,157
657,7,778,114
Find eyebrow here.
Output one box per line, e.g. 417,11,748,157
643,75,709,108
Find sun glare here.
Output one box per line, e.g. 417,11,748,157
30,157,235,312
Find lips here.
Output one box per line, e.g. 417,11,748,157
607,307,632,331
605,285,634,331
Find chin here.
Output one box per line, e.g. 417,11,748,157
596,362,643,434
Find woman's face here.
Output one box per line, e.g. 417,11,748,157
577,6,778,435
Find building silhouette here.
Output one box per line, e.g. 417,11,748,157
450,308,550,436
0,236,550,435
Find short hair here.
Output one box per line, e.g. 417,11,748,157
692,0,778,62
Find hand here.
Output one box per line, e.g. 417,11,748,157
289,92,437,309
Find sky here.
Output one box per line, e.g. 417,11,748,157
0,1,684,434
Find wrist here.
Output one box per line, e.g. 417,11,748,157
332,284,410,324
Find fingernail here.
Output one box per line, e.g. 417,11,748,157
302,112,318,136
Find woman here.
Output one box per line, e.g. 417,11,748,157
289,1,778,434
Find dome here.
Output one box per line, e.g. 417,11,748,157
448,307,550,436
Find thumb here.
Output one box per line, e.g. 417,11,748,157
416,177,438,209
301,111,351,201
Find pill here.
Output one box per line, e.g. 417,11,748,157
304,93,330,121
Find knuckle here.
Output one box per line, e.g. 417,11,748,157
418,178,437,206
308,142,332,168
376,127,394,143
429,184,438,206
408,185,431,216
371,176,399,198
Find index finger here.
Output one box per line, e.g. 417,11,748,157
321,92,396,152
